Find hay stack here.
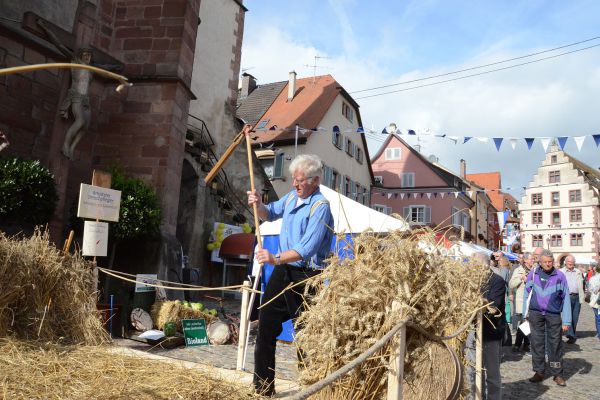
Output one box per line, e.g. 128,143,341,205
0,230,108,344
0,337,253,399
151,300,218,332
295,229,489,400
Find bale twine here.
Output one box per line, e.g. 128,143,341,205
295,229,488,400
0,229,108,344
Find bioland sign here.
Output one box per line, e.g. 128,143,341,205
182,319,209,347
77,183,121,222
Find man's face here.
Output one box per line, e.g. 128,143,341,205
533,249,543,263
540,256,554,272
523,256,532,268
292,170,319,199
565,258,575,270
81,51,92,64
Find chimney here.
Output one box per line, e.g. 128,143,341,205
287,71,297,102
460,159,466,179
240,73,257,98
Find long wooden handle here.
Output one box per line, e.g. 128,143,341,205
203,130,245,185
245,132,262,249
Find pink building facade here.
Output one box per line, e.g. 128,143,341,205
371,134,474,237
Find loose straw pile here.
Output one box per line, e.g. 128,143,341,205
295,229,489,400
0,338,253,399
0,229,107,344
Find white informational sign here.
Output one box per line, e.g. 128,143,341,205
82,221,109,257
77,183,122,222
210,222,243,263
135,274,158,293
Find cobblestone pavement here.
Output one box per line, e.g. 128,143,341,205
114,299,599,398
501,304,600,400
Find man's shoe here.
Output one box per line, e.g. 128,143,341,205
529,372,545,383
523,345,531,352
566,337,576,344
512,345,520,353
553,376,566,386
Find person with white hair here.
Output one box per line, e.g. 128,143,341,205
587,263,600,340
524,249,571,387
560,255,585,344
247,154,334,397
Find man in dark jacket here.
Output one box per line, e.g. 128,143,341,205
482,262,507,400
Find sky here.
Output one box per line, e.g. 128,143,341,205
239,0,600,200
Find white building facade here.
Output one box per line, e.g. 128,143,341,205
519,145,600,265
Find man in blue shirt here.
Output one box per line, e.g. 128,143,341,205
248,154,334,396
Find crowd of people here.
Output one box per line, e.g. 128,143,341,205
475,246,600,399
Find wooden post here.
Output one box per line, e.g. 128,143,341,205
237,280,251,370
386,301,406,400
475,310,483,400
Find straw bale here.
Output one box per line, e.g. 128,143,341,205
0,229,108,344
295,229,489,400
0,337,253,399
151,301,217,332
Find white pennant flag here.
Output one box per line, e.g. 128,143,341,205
454,192,459,198
440,192,445,199
476,137,489,143
509,138,518,150
400,193,405,199
387,193,392,199
426,193,431,199
447,136,459,142
574,136,586,152
413,193,418,199
540,137,551,152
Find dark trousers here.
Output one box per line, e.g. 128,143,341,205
529,310,564,377
566,294,581,339
253,265,320,394
514,313,530,348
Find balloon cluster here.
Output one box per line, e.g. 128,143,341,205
206,223,226,251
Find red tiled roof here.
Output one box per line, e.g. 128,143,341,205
466,172,517,212
251,75,344,144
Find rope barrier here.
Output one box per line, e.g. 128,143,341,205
96,267,262,294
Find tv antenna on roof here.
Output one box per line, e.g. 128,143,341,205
304,55,332,83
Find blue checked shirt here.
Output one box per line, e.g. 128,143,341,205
265,188,334,269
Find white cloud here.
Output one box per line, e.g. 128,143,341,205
241,24,600,196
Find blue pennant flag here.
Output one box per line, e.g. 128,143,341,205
394,193,398,198
593,134,600,147
463,137,472,144
408,129,416,135
525,138,534,150
493,137,503,151
433,193,438,198
557,136,568,150
333,126,340,133
357,126,364,133
381,127,388,134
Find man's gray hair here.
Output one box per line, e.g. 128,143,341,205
522,252,531,259
289,154,323,180
471,252,489,266
539,249,553,258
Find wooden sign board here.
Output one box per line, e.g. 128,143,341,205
82,221,109,256
77,183,121,222
182,319,209,347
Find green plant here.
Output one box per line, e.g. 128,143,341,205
0,157,58,225
109,167,161,240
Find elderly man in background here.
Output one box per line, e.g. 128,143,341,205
587,264,600,340
561,255,585,344
509,252,532,352
524,249,571,387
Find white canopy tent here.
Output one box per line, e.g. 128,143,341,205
258,185,410,235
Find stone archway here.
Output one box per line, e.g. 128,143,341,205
556,252,571,267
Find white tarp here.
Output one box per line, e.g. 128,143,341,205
259,185,409,235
